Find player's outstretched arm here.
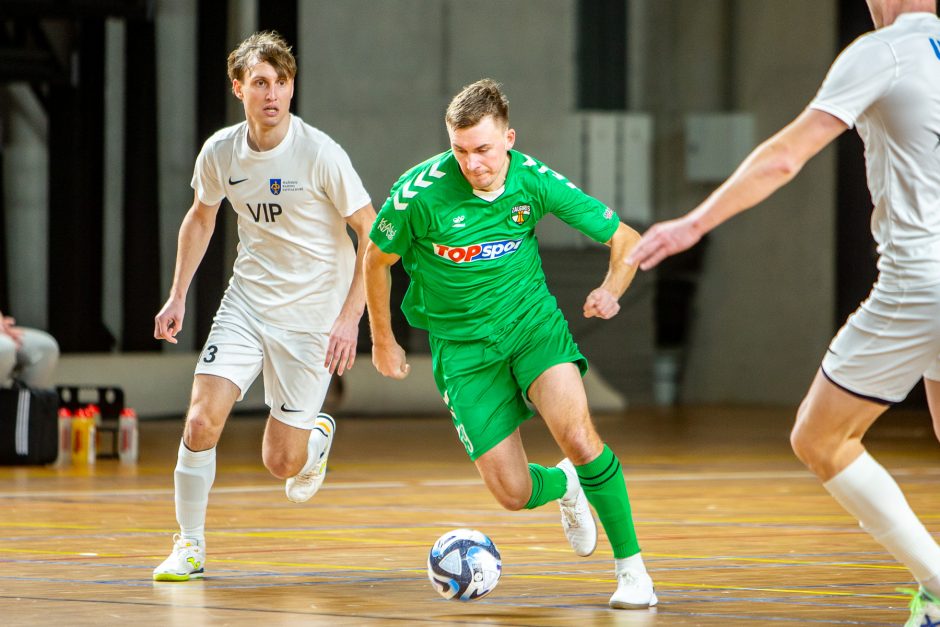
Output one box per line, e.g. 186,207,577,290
626,108,848,271
363,241,410,380
584,223,642,319
326,203,377,376
154,192,221,344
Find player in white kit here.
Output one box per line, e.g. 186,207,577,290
151,31,375,581
626,1,940,624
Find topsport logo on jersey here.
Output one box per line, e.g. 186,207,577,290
433,239,522,263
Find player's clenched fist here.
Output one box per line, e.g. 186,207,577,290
372,341,411,380
154,298,185,344
583,288,620,319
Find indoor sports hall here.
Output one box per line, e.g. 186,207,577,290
2,1,938,626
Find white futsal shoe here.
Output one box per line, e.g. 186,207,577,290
557,458,598,557
609,569,658,609
153,534,205,582
904,587,940,627
286,413,336,504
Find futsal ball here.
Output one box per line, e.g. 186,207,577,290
427,528,502,601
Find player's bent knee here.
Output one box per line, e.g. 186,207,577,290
478,465,529,510
568,440,603,466
485,480,529,511
263,450,305,480
791,401,818,460
556,430,602,466
790,419,840,476
183,414,223,450
790,411,820,461
493,491,528,511
789,424,813,465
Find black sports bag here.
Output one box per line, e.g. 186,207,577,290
0,384,59,465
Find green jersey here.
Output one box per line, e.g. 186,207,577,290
369,149,619,340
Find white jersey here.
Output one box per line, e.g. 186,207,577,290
192,115,371,332
810,12,940,289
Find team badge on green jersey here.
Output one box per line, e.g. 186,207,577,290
510,204,531,224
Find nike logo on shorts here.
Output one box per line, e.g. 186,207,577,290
229,176,248,185
280,403,304,413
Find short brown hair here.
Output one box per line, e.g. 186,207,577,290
227,31,297,83
445,79,509,129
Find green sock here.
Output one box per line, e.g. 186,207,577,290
576,444,640,558
524,463,568,509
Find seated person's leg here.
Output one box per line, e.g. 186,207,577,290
15,328,59,388
0,334,15,387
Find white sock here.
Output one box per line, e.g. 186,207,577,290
923,573,940,599
824,451,940,594
174,440,216,544
615,552,647,575
290,430,318,478
295,422,332,478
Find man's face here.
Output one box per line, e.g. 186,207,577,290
448,115,516,191
232,61,294,129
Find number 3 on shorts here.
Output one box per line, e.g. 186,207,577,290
203,345,218,363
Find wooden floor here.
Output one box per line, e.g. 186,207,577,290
2,405,938,626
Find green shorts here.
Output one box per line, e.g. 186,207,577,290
430,303,587,461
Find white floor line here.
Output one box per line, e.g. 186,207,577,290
0,467,936,499
0,481,406,499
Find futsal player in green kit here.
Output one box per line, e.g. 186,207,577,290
364,79,656,609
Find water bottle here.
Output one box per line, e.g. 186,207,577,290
87,404,102,461
72,407,96,464
118,407,139,464
56,407,72,465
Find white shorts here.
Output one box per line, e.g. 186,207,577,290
821,281,940,404
194,294,332,429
